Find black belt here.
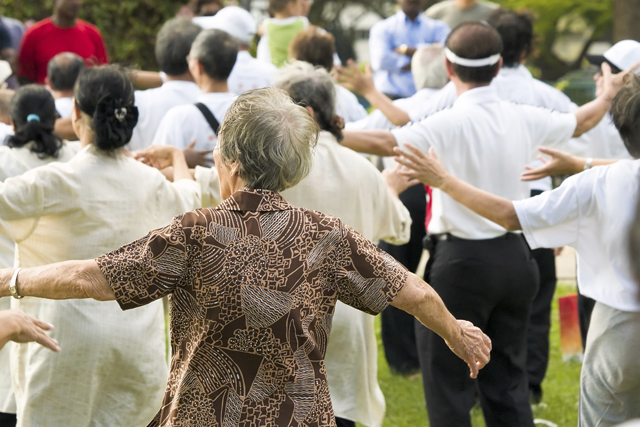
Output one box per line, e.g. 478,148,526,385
423,232,517,250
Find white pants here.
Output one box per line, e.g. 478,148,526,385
579,302,640,427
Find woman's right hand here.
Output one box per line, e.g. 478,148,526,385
134,145,183,170
0,309,60,352
446,320,492,379
520,147,584,181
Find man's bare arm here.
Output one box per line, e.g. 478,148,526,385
341,129,397,156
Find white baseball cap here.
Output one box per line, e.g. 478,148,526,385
587,40,640,74
192,6,256,46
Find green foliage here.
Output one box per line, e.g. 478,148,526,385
494,0,613,79
1,0,181,71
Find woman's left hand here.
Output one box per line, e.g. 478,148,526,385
134,145,182,170
445,320,492,379
382,163,420,197
0,309,60,352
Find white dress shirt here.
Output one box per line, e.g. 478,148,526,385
153,91,237,152
128,80,202,151
0,144,200,426
54,97,73,119
514,160,640,312
194,131,411,427
334,84,368,123
0,141,79,415
227,51,277,94
392,86,577,239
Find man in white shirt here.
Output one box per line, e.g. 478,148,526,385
45,52,84,119
394,74,640,427
195,6,277,94
127,18,203,151
152,29,237,164
340,22,627,427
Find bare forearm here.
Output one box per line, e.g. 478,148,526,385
362,90,410,126
341,130,397,156
54,118,77,140
391,273,460,342
439,174,521,231
172,150,193,182
0,260,114,301
573,97,611,137
130,71,163,90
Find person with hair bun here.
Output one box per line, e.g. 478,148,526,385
0,65,200,426
0,84,79,427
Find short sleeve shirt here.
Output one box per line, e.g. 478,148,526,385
96,189,408,427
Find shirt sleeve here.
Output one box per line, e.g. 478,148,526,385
513,172,588,249
152,108,188,149
156,177,202,221
96,215,189,310
332,223,409,315
432,20,451,45
194,165,222,208
0,21,13,51
391,115,438,153
91,26,109,64
369,23,410,72
523,105,577,153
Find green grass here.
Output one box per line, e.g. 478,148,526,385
363,282,582,427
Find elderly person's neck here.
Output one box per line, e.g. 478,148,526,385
165,71,196,84
452,76,491,97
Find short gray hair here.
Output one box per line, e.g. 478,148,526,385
218,87,319,192
412,44,449,90
273,61,342,141
191,29,238,81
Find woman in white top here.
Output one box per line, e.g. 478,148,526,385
0,66,201,427
0,85,80,424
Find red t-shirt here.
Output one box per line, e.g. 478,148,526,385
18,17,108,84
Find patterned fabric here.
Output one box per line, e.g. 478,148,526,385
96,189,408,427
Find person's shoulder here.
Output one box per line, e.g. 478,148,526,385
371,13,398,31
76,19,102,34
163,103,200,121
22,17,53,37
529,78,574,110
477,0,500,10
425,1,451,16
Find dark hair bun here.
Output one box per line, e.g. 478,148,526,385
92,96,139,150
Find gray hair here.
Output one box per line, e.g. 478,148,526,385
273,61,343,141
155,18,202,76
412,44,449,90
218,87,319,192
191,29,238,81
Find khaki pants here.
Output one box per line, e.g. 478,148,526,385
580,302,640,427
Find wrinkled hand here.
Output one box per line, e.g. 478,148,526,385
520,146,583,181
1,309,60,352
445,320,491,378
393,143,449,188
134,144,181,170
382,163,421,196
601,60,640,102
336,60,376,96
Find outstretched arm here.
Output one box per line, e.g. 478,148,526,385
394,143,522,231
0,309,60,352
0,260,114,301
391,273,491,378
341,129,398,156
336,60,411,127
573,62,640,137
521,146,618,181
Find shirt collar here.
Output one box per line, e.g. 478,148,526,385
454,85,500,107
216,188,294,212
497,64,533,79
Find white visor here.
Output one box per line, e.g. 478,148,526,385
444,48,501,67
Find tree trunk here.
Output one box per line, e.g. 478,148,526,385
613,0,640,42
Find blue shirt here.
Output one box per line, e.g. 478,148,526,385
369,11,450,98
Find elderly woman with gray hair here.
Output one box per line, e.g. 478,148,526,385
0,87,491,427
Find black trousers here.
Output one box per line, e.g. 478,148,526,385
526,247,556,389
0,412,16,427
379,184,426,375
334,417,355,427
415,234,538,427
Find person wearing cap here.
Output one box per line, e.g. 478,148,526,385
338,21,630,426
369,0,450,100
394,72,640,427
126,18,203,151
197,6,278,94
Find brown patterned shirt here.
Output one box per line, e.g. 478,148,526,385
96,189,408,427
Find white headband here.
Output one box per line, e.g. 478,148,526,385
444,47,501,67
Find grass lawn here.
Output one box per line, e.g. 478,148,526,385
365,281,582,427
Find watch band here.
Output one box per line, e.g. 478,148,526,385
9,267,23,300
583,158,593,171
